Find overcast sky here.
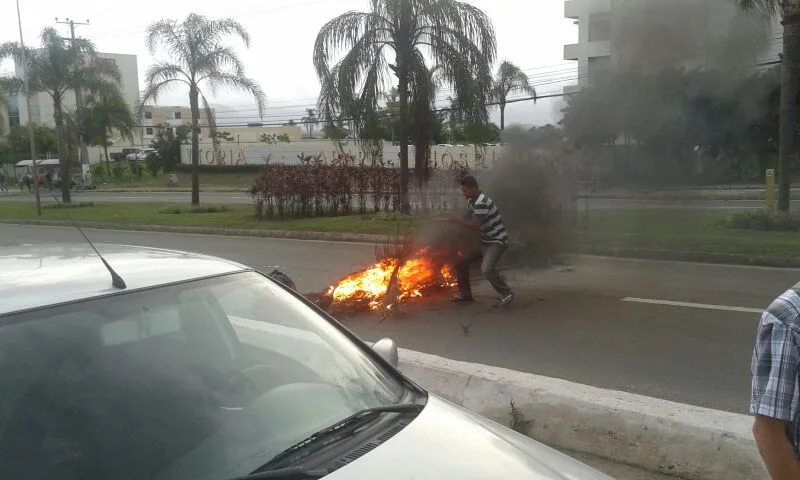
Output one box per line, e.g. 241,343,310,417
1,0,578,128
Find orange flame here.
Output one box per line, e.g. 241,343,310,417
327,249,456,310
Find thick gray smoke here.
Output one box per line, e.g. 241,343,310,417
612,0,776,71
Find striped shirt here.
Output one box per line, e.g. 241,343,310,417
750,283,800,457
467,192,509,245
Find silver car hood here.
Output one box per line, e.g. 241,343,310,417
326,394,613,480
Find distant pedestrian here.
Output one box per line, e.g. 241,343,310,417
750,283,800,479
0,169,7,192
443,175,513,306
45,172,52,191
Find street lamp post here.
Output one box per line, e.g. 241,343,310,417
16,0,41,215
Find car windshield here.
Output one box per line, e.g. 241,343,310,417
0,271,408,480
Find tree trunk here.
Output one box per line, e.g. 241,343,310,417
500,103,506,130
53,101,71,204
397,61,411,215
103,128,111,177
189,85,201,206
778,16,800,214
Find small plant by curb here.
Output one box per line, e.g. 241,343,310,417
159,204,230,215
508,400,532,434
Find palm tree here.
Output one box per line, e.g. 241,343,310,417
141,13,266,206
301,108,318,137
83,88,135,176
1,28,122,203
314,0,497,214
738,0,799,214
492,61,536,130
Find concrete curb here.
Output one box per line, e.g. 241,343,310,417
0,219,390,244
397,348,767,480
2,219,798,268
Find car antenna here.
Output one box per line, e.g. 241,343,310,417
51,195,127,289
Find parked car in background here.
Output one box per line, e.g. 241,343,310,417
111,148,142,163
0,244,613,480
126,149,157,162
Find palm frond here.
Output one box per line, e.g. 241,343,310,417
196,15,252,49
139,78,187,108
195,46,247,79
146,19,187,59
200,92,218,144
736,0,779,17
416,0,497,65
144,62,191,87
313,11,391,80
203,72,266,117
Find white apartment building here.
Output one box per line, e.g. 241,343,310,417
138,105,217,143
563,0,612,92
7,52,139,141
563,0,781,92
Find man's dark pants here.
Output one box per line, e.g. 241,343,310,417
455,242,511,298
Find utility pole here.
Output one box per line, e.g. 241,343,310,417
16,0,41,215
55,17,90,174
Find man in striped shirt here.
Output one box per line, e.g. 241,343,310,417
444,175,513,306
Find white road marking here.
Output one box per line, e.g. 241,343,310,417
621,297,763,314
117,196,153,200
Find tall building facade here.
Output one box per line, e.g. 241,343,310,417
563,0,781,92
7,52,139,137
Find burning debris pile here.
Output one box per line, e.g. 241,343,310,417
312,222,478,314
325,250,456,311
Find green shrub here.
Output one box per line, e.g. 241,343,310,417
724,209,800,231
44,201,95,209
159,204,230,215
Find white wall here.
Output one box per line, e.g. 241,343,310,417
179,140,508,171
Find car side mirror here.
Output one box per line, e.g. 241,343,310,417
372,338,399,368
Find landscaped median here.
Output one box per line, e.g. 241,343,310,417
1,202,798,267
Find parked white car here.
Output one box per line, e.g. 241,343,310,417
0,244,613,480
125,149,157,162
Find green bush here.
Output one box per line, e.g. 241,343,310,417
44,202,95,209
724,209,800,231
159,204,230,215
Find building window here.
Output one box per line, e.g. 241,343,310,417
588,13,611,42
174,112,182,120
145,127,153,135
144,111,152,120
588,55,612,86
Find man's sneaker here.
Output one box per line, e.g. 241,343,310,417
499,293,514,306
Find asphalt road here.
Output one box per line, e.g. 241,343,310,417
3,223,796,415
0,190,780,211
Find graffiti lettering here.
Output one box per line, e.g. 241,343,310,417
185,144,505,169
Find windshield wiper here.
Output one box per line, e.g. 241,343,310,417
227,466,328,480
254,403,423,473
